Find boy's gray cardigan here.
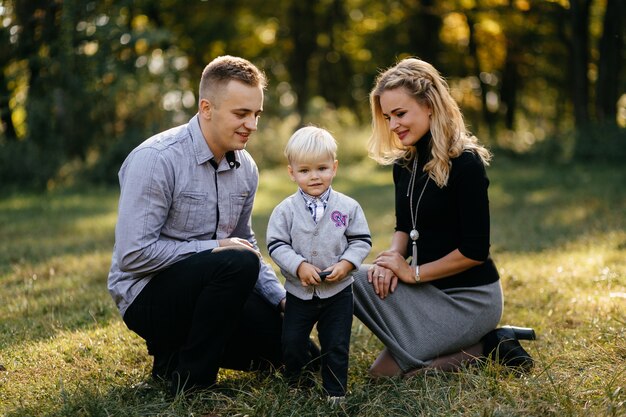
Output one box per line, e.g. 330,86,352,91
267,189,372,300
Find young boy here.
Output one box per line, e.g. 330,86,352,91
266,126,372,402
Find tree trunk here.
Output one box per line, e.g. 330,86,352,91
0,69,17,141
595,0,624,123
406,0,442,66
318,0,353,109
569,0,592,128
501,41,521,130
287,1,318,118
467,12,497,140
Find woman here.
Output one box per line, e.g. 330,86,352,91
353,58,535,377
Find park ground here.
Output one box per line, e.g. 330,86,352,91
0,158,624,416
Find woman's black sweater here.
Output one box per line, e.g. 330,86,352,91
393,134,500,289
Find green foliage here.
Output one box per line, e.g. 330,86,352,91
0,0,624,185
0,161,624,416
0,139,58,188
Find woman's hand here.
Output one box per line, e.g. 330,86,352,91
367,232,409,299
368,264,398,299
374,250,415,284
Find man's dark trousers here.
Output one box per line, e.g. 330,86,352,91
123,247,283,390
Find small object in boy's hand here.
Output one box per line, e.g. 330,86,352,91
318,271,331,281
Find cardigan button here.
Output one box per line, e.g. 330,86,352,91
311,251,318,256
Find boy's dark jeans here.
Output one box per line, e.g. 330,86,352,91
282,285,353,397
123,247,283,390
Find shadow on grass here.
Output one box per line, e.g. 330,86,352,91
0,188,120,349
0,269,120,350
0,188,119,274
3,363,573,417
484,160,625,253
4,371,285,417
4,382,173,417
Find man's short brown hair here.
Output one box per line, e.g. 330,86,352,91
199,55,267,103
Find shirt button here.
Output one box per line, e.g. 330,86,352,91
313,231,319,236
311,251,318,256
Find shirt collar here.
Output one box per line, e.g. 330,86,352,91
299,187,332,205
189,114,241,169
223,151,240,169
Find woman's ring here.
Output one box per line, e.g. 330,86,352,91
378,274,384,279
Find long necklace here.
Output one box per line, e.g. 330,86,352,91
407,156,430,268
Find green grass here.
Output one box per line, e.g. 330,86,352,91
0,159,625,416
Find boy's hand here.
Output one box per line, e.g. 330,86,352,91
296,262,322,286
317,271,331,280
322,260,355,283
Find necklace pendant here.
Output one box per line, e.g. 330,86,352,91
410,229,419,241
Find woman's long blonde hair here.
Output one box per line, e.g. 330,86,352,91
367,58,491,187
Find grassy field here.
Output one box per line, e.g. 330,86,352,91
0,158,624,416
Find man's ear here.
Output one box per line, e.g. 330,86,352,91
199,98,212,120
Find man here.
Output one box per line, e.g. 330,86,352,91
108,56,287,394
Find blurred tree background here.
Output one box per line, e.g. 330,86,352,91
0,0,624,189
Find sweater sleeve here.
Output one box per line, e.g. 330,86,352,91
266,199,307,278
340,202,372,269
454,152,491,261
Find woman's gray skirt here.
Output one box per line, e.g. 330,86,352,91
353,265,503,372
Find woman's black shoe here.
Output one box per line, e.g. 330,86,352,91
482,326,535,372
500,325,536,341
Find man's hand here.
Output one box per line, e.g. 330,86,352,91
214,237,260,256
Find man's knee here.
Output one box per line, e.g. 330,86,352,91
211,246,260,282
229,248,260,288
237,248,261,276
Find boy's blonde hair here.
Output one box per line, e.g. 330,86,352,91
284,126,337,164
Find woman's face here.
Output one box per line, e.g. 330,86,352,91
379,88,431,147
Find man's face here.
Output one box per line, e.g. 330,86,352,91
200,80,264,158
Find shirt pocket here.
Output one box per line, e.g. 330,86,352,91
227,192,248,231
172,191,211,233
